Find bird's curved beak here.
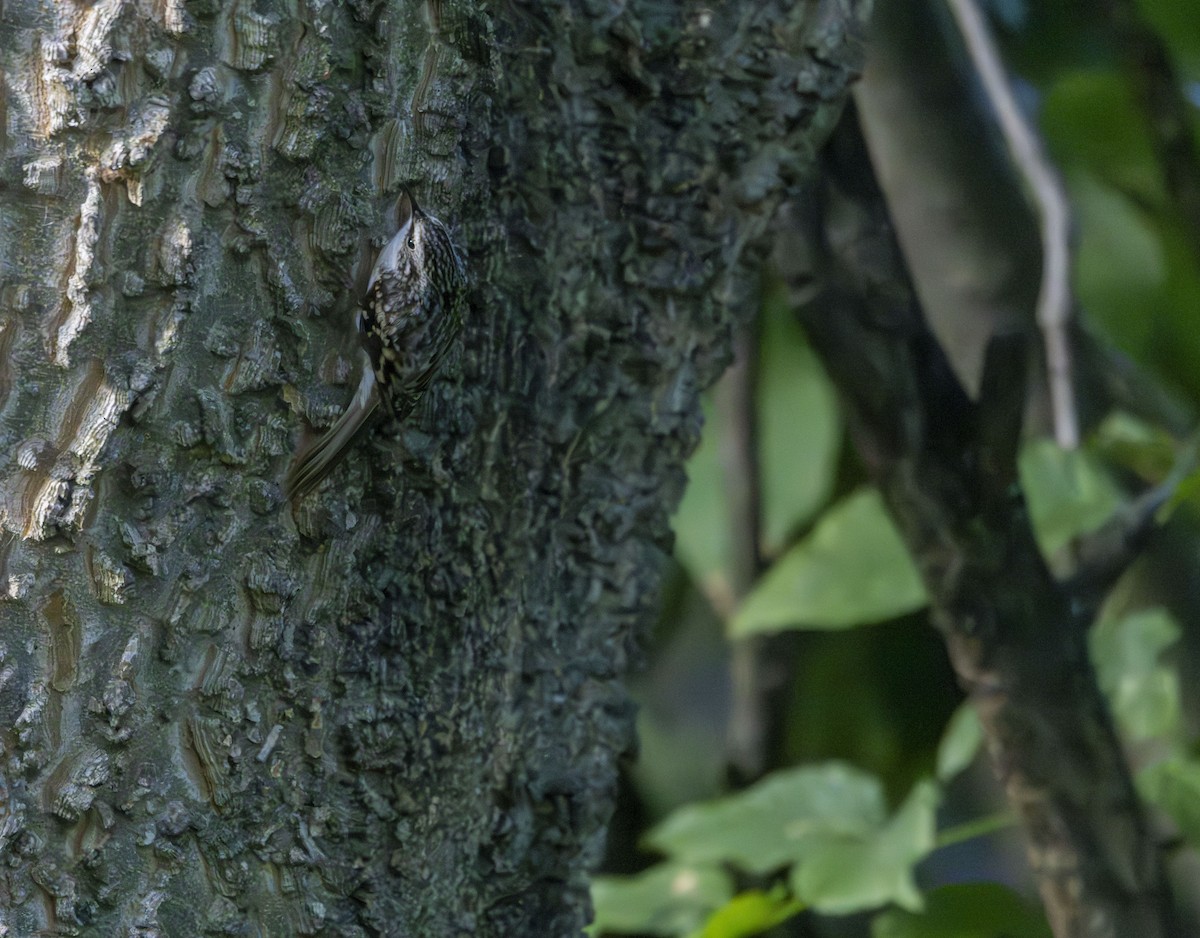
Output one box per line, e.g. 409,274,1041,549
397,187,425,226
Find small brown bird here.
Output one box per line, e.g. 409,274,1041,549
285,191,467,501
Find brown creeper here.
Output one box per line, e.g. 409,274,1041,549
285,191,467,501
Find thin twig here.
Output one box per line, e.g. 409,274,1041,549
716,327,779,785
945,0,1079,450
716,329,763,603
1069,428,1200,610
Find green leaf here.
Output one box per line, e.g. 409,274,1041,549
1019,438,1123,556
1063,166,1200,405
590,864,733,937
1136,0,1200,77
871,882,1053,938
1138,757,1200,849
690,887,804,938
1090,608,1182,740
757,287,841,553
730,489,927,635
646,762,886,874
1167,470,1200,521
1154,224,1200,403
792,780,939,914
1070,173,1166,358
935,703,983,782
631,710,728,820
1093,411,1178,483
673,395,731,590
671,289,843,589
1042,72,1162,201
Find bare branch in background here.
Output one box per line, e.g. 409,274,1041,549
716,330,764,603
945,0,1079,450
856,0,1191,442
715,328,796,785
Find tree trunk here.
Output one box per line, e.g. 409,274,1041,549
0,1,868,934
779,108,1183,938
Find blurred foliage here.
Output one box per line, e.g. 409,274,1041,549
595,1,1200,936
1018,438,1124,556
1028,2,1200,402
1137,0,1200,72
692,888,805,938
591,864,734,936
672,290,841,593
871,883,1053,938
731,490,927,636
934,704,984,784
1091,607,1183,740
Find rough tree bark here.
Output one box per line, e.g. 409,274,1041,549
0,1,868,934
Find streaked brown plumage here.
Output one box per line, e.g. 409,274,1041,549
285,191,466,501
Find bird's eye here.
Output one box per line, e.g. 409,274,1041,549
407,238,416,250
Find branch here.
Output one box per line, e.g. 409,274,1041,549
779,109,1183,938
716,329,764,601
944,0,1078,449
855,0,1193,441
1068,429,1200,613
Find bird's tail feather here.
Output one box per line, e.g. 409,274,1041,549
285,370,380,501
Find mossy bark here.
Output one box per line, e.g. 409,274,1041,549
0,1,868,934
